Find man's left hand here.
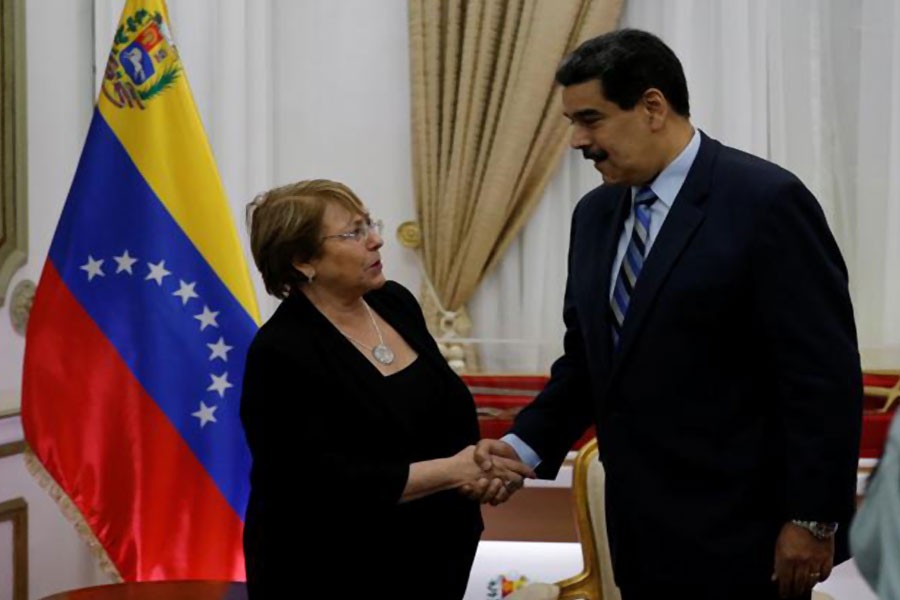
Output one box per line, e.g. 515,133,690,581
771,522,834,598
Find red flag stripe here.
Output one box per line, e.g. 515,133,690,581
22,261,245,580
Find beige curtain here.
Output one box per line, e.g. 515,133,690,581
408,0,622,327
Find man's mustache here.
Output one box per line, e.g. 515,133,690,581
582,148,609,162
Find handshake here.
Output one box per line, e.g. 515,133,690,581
452,439,536,506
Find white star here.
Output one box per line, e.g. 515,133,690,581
173,280,199,305
207,372,233,398
145,260,171,286
80,256,105,281
113,250,138,275
194,305,220,331
192,401,218,428
207,337,233,362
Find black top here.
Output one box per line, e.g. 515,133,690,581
240,281,482,598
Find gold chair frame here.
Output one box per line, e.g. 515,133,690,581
863,369,900,413
554,437,619,600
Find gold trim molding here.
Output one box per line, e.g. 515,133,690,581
0,0,28,306
9,278,33,336
0,440,25,459
396,220,421,249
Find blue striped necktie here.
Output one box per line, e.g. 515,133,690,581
611,186,658,347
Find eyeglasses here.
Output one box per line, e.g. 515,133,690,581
322,216,384,243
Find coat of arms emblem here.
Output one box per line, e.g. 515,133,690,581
101,8,180,109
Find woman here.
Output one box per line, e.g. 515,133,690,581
241,179,532,598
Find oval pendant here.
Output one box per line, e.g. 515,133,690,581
372,344,395,365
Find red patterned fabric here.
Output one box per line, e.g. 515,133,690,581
860,372,899,457
467,373,897,458
461,374,549,390
463,375,596,449
863,373,900,389
860,412,894,459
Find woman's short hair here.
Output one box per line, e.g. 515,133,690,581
246,179,365,299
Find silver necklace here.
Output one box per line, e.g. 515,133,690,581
339,302,395,365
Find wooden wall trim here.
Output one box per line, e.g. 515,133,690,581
0,440,25,459
0,497,28,600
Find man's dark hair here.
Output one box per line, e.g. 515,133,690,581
556,29,690,117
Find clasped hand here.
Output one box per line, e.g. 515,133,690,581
454,439,535,506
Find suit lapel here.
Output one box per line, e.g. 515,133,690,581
607,132,720,377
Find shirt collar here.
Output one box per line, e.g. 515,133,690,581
632,128,701,209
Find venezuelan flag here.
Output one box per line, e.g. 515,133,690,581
22,0,258,581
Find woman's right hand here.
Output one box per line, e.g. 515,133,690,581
449,445,488,484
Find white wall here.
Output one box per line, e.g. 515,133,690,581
271,0,419,292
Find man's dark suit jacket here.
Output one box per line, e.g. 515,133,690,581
240,281,482,597
511,132,863,588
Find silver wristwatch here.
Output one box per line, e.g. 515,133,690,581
791,520,837,540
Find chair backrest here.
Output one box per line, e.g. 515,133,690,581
556,438,622,600
863,370,900,413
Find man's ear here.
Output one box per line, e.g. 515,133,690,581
642,88,669,130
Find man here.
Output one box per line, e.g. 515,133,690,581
472,29,862,600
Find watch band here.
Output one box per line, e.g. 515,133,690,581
791,519,837,540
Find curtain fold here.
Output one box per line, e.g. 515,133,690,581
408,0,622,327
